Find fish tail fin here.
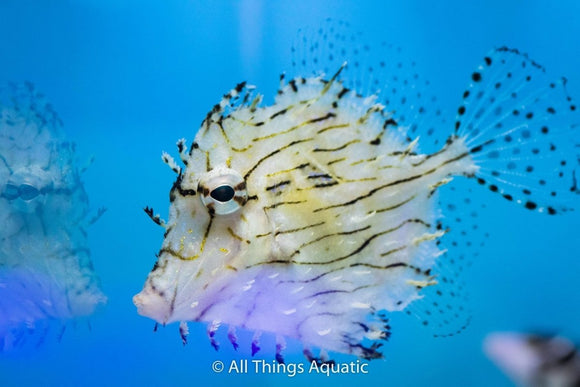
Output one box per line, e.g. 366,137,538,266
455,47,579,215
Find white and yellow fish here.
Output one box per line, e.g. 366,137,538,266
133,23,578,360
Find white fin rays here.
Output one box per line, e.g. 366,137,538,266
455,47,579,215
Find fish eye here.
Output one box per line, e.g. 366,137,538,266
2,184,19,200
19,184,40,201
198,168,247,215
210,185,235,202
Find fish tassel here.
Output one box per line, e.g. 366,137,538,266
227,326,239,351
207,320,220,351
275,335,286,364
179,321,189,346
251,331,262,356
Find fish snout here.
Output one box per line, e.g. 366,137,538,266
133,289,172,324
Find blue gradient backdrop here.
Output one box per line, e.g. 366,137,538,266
0,1,579,386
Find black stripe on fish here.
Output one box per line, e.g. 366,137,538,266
250,114,334,142
372,195,417,214
279,253,414,285
314,152,469,213
313,139,361,152
255,218,428,266
244,138,314,180
264,200,307,210
265,180,291,192
274,221,326,236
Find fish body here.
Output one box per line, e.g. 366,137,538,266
134,24,578,359
135,75,477,357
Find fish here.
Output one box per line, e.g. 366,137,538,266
485,332,580,387
133,21,579,360
0,82,107,351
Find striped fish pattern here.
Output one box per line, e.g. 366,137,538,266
133,25,578,360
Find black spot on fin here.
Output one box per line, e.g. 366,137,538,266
455,47,579,215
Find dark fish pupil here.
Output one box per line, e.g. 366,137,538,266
210,185,235,202
19,184,40,200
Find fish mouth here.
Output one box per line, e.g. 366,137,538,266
133,289,174,325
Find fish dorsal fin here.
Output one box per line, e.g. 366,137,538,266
289,18,447,154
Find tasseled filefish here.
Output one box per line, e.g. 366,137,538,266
133,20,578,360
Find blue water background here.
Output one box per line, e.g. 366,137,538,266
1,1,579,386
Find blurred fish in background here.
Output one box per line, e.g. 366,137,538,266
485,332,580,387
0,82,106,351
